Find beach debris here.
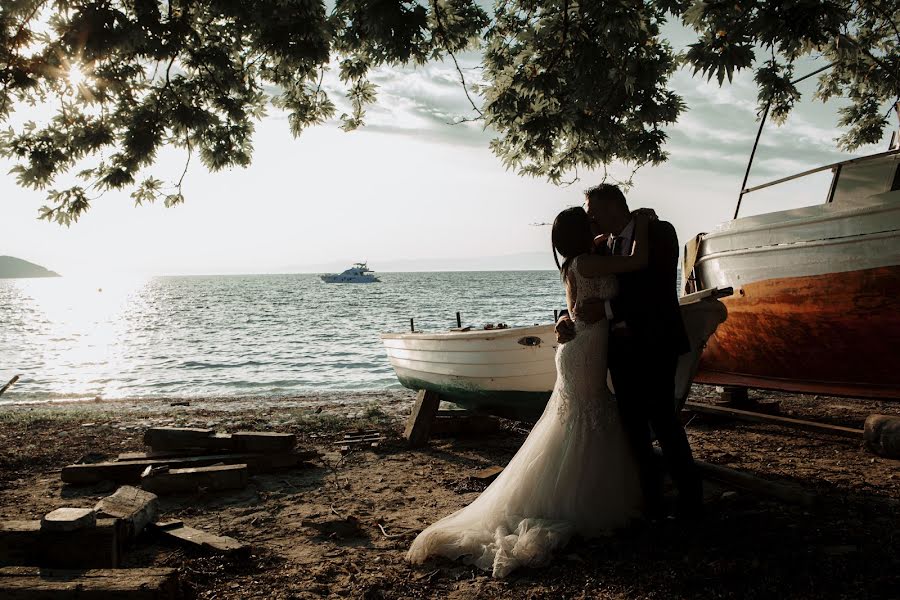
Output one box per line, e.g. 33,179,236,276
40,508,96,532
1,518,122,568
0,374,20,398
471,466,504,483
151,520,248,555
141,464,249,495
142,427,216,451
0,566,180,599
94,486,159,540
143,426,296,454
692,458,816,507
684,401,863,440
62,449,317,485
337,430,384,453
864,414,900,458
233,431,296,453
169,401,190,407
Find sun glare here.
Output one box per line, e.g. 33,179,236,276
68,64,85,87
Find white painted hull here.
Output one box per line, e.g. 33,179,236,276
381,294,728,419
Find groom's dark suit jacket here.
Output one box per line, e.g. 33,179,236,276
610,219,689,357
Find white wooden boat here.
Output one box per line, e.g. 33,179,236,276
381,290,729,420
684,148,900,399
320,262,380,283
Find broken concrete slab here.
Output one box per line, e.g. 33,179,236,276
141,464,249,495
95,486,158,539
40,508,96,532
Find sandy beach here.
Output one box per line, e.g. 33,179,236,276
1,386,898,599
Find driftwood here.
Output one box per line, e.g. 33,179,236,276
0,567,179,599
143,427,295,454
40,508,96,532
684,401,863,440
0,375,19,398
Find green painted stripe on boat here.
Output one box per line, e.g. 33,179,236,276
397,376,551,421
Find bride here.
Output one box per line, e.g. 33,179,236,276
407,206,654,578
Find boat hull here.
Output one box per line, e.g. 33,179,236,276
382,295,728,421
694,265,900,398
690,186,900,399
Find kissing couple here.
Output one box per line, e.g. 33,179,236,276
407,184,703,578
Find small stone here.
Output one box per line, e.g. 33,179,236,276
721,491,738,501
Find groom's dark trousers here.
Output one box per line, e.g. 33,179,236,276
608,220,701,514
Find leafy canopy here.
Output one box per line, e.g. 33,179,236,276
1,0,897,224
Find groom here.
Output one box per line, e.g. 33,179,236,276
555,183,702,519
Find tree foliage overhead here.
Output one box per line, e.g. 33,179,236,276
0,0,897,224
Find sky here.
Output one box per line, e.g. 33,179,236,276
1,19,896,277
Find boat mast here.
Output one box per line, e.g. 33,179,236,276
733,62,837,220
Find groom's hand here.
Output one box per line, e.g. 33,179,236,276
555,315,576,344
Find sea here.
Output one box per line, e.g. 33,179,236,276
0,271,572,404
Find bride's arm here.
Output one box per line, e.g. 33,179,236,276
565,267,577,316
574,214,650,277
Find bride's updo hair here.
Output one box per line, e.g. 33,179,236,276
552,206,593,278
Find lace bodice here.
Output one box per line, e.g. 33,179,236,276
570,255,619,304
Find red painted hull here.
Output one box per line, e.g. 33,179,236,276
694,266,900,399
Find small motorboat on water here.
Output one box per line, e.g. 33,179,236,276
683,138,900,399
320,262,380,283
381,289,730,421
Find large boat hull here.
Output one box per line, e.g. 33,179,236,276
694,265,900,398
689,162,900,399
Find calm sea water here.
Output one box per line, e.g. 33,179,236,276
0,272,569,404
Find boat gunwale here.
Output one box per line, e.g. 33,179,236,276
702,192,900,242
694,228,900,269
380,323,553,341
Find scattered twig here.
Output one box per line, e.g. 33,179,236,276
0,374,20,398
377,523,402,539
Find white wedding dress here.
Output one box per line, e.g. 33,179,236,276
407,259,642,578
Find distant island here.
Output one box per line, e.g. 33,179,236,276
0,256,60,279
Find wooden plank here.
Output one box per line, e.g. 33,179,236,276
40,508,95,532
232,432,295,453
62,451,317,485
0,567,179,599
684,401,863,439
0,520,40,565
404,389,441,448
117,449,209,462
159,524,247,554
141,464,248,495
1,519,121,568
694,460,816,507
142,427,215,451
94,486,158,539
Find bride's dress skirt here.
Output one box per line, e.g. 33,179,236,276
406,321,642,578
